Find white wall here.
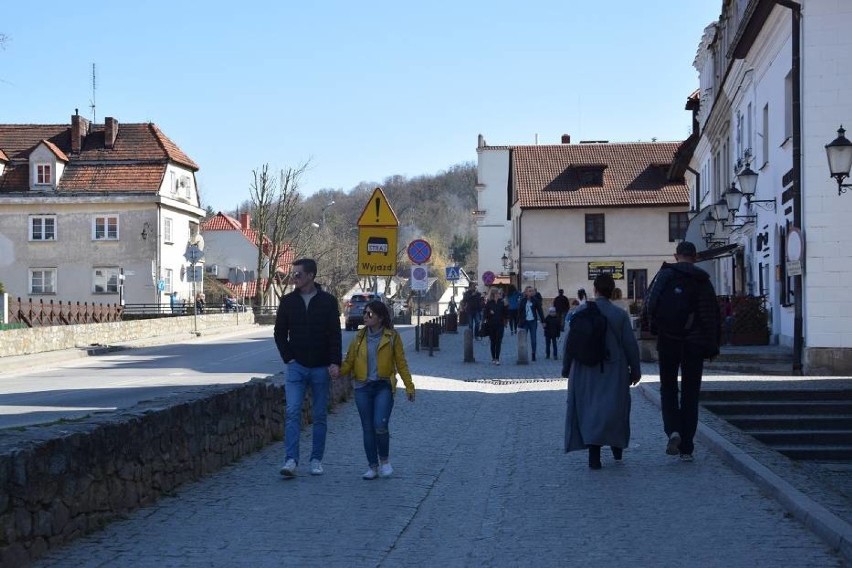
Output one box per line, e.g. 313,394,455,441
800,0,852,349
475,147,512,287
516,207,682,301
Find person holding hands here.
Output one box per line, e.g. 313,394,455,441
340,300,415,480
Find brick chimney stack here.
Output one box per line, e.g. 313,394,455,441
104,117,119,149
561,134,571,144
71,110,90,154
239,213,251,229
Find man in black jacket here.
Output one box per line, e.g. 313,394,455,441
274,258,342,478
645,241,720,462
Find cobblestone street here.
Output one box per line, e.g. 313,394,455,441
35,328,846,567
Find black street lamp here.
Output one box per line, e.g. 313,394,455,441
825,125,852,195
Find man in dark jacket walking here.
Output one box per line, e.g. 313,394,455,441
274,258,342,478
644,241,720,462
553,289,570,330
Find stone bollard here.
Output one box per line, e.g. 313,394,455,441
517,328,529,364
464,328,475,362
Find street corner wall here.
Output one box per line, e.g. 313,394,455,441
0,374,353,565
0,312,256,358
804,347,852,376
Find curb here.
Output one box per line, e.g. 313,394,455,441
638,383,852,563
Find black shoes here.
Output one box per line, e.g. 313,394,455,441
588,445,602,469
611,447,623,461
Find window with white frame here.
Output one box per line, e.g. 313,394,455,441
93,215,119,240
29,215,56,241
164,268,174,293
93,267,120,294
29,268,56,294
36,163,52,185
164,217,174,243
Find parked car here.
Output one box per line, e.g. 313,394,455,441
343,293,383,331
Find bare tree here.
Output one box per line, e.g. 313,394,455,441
299,216,358,302
248,162,309,308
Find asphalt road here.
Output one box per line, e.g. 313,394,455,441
0,326,386,430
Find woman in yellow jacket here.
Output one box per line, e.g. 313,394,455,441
340,300,415,480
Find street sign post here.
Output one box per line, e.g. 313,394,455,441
357,187,399,278
407,239,432,265
356,227,398,276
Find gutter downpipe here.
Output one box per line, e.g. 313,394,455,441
775,0,803,374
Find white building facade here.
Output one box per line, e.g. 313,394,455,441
476,136,690,305
0,115,204,309
688,0,852,373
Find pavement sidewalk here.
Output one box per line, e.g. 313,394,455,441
26,325,852,566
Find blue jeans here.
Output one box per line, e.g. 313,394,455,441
354,381,395,467
284,362,330,464
522,319,539,355
468,310,481,334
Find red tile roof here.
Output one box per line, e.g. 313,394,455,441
0,121,197,193
40,139,68,161
201,212,295,271
510,142,689,209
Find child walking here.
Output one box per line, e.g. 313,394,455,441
544,306,562,360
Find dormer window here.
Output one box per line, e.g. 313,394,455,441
36,163,52,185
577,167,604,187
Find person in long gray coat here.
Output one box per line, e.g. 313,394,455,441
562,273,642,469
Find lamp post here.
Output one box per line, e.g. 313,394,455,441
825,125,852,195
321,200,335,227
184,233,205,336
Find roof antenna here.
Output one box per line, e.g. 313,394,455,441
89,63,97,124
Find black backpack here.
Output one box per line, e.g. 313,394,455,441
654,273,699,336
566,302,608,369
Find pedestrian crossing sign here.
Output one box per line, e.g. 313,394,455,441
445,266,460,281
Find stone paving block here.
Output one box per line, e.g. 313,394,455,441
34,326,848,567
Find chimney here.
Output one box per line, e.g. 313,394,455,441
71,111,90,154
239,213,251,229
561,134,571,144
104,117,119,149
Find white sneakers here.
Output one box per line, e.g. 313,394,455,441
363,463,393,479
283,459,392,480
666,432,682,456
280,458,323,477
280,458,297,478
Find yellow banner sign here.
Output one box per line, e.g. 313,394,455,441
587,261,624,280
357,227,398,276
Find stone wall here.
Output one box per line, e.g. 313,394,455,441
0,374,352,565
0,312,256,358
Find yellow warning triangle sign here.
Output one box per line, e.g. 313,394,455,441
357,187,399,227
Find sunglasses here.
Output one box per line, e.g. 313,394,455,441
364,311,375,318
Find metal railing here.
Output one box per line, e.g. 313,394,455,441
8,297,123,328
